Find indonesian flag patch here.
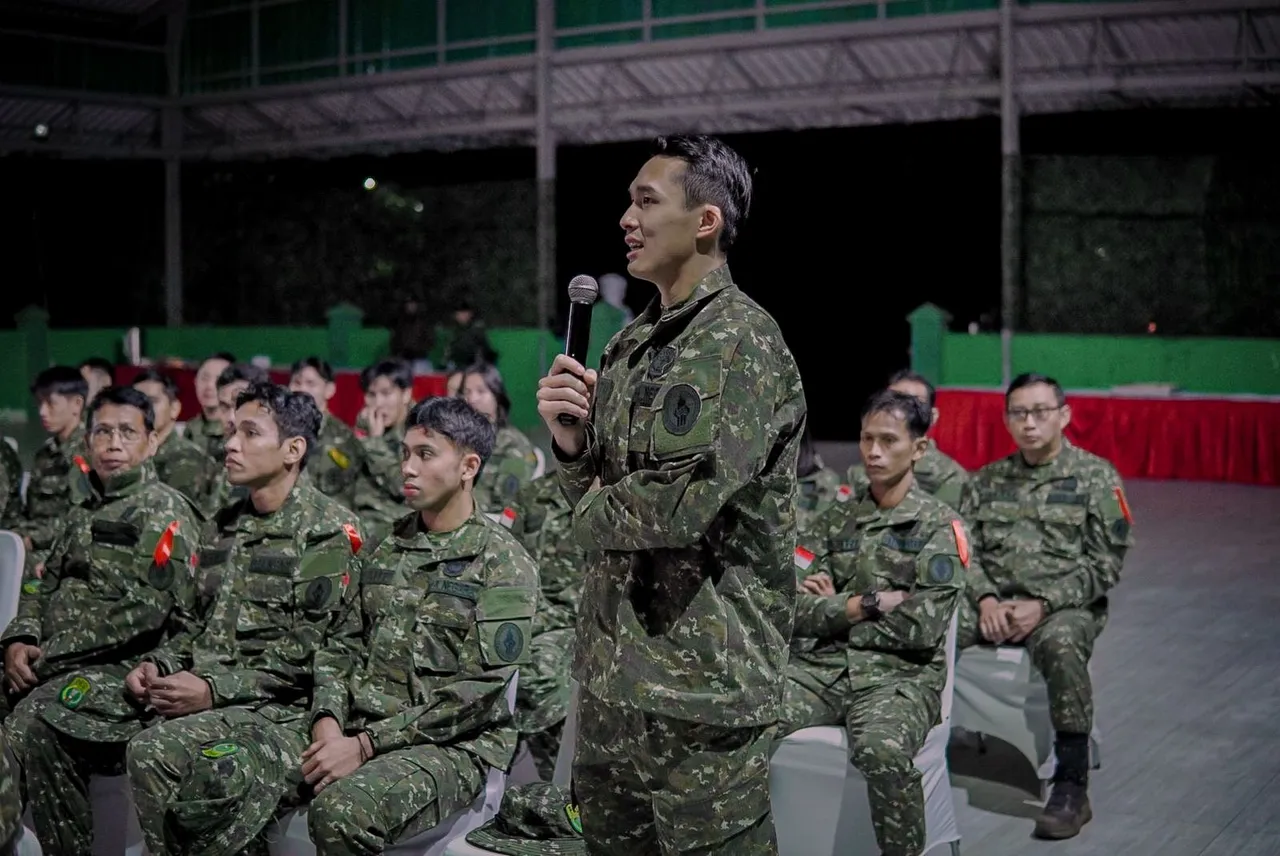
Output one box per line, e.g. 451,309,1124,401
499,508,517,529
835,485,852,503
153,520,180,565
794,546,815,570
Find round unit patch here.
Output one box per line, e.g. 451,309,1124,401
442,560,468,578
662,384,702,436
494,622,524,663
928,555,955,584
304,577,333,609
148,560,175,591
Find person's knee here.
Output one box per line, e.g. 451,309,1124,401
1034,613,1094,663
308,777,382,852
850,732,916,780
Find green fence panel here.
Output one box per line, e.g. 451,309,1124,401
348,0,439,73
183,8,252,92
489,327,558,433
445,0,534,61
0,332,29,420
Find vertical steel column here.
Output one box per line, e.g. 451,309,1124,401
999,0,1022,388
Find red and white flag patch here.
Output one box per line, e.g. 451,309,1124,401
835,485,852,503
794,546,815,570
499,508,517,529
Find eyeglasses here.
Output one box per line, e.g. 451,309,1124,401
1005,406,1063,424
90,425,144,444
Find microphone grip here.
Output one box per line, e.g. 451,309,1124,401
557,301,594,427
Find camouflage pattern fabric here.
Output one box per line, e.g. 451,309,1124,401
796,459,844,534
16,424,87,555
352,421,410,546
573,687,777,855
124,481,363,856
308,415,365,512
0,438,22,530
465,782,586,855
782,483,965,856
958,440,1132,733
847,440,969,511
474,425,539,517
516,628,574,780
0,730,21,853
306,508,538,855
555,265,807,729
184,412,225,463
151,429,211,506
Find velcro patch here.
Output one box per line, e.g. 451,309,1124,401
633,382,661,408
198,547,231,567
363,567,397,586
247,553,297,577
428,578,481,602
90,519,140,547
828,538,859,553
1046,492,1088,506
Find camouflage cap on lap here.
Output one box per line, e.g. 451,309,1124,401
465,783,585,855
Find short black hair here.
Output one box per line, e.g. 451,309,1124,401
131,367,181,402
31,366,88,402
201,351,236,367
460,362,511,427
80,357,115,381
887,369,937,412
406,397,496,464
216,363,270,391
861,389,931,440
1006,372,1066,407
89,385,156,433
291,356,334,384
796,424,819,479
651,134,753,252
360,359,412,392
235,381,322,470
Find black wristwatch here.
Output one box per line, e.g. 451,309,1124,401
860,592,882,621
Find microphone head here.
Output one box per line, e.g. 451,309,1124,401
567,275,599,305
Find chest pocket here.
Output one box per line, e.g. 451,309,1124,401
86,520,144,593
413,558,480,674
1037,498,1088,557
236,551,296,637
637,354,724,462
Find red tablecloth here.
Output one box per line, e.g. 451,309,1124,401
115,365,448,427
933,389,1280,486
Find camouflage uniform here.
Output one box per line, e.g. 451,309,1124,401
509,475,585,779
16,425,87,559
556,266,806,854
184,412,225,463
475,425,539,518
957,439,1132,736
781,484,966,856
308,415,365,512
0,438,22,530
465,782,586,854
0,460,202,855
796,458,844,534
0,731,20,853
124,482,363,856
848,440,968,511
151,429,210,504
306,509,538,855
353,421,409,546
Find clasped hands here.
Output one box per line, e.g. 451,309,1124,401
125,662,213,717
979,597,1045,644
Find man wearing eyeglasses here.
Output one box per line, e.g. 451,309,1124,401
957,372,1133,842
1,386,203,853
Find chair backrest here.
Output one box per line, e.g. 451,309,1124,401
0,530,27,635
19,471,30,504
939,608,960,724
531,448,547,480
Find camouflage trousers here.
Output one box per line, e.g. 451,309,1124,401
779,666,941,856
573,688,778,856
0,732,21,853
517,627,575,780
126,707,310,856
957,598,1106,734
308,742,486,855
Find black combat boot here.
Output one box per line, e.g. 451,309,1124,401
1034,733,1093,840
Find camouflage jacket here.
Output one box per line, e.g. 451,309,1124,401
475,426,539,517
324,507,538,770
185,412,226,463
147,482,363,724
0,438,22,531
19,425,88,553
1,460,203,683
353,420,410,537
151,429,210,505
959,440,1132,613
510,474,583,635
797,460,845,534
0,732,18,848
556,265,807,727
792,483,966,696
848,440,968,511
308,414,365,512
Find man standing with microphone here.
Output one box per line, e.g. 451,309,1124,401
537,134,807,855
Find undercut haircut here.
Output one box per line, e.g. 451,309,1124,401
31,366,88,402
1006,372,1066,407
861,390,931,440
651,133,753,252
235,381,322,470
407,397,496,464
89,385,156,433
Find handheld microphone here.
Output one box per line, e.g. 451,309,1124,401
557,274,599,427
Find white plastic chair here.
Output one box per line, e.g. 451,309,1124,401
769,611,962,856
531,448,546,481
952,645,1101,793
0,530,26,634
271,673,519,856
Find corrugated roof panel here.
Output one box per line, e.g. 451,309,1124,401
733,45,832,88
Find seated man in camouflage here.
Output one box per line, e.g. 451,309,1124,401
194,363,271,515
132,368,209,503
352,359,415,544
782,390,967,856
958,372,1132,840
121,382,363,856
289,357,365,511
303,397,538,855
848,370,968,509
1,386,203,853
14,367,90,565
509,472,585,779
